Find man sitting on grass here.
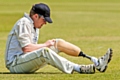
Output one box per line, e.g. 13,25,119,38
5,3,112,74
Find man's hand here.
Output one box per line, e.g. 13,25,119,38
44,39,55,47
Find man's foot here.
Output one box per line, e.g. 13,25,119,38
80,64,95,74
95,48,113,72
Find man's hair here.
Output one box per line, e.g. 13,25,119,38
29,9,36,17
29,9,41,18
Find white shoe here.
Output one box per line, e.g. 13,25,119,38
80,64,95,74
96,48,112,72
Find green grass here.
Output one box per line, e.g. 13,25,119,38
0,0,120,80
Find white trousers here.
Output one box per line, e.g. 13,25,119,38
9,47,74,74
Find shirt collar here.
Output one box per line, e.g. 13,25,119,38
24,13,34,23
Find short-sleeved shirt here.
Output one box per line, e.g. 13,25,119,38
5,13,39,66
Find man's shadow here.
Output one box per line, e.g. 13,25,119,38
0,72,63,74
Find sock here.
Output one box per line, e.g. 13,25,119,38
91,57,99,66
73,64,81,73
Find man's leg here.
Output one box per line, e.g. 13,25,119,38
9,47,95,74
55,39,94,58
9,48,74,73
54,39,81,56
54,39,113,72
54,39,98,62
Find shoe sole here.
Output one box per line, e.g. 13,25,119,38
108,48,112,63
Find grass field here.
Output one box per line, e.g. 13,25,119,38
0,0,120,80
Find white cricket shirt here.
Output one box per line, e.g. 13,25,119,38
5,13,39,66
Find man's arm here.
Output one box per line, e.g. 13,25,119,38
22,39,55,53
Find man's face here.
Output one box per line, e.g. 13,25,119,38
33,14,46,29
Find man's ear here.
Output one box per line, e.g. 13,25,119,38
33,14,39,19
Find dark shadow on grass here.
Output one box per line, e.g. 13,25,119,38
0,72,98,74
0,72,63,74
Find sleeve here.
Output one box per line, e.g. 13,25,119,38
15,21,32,48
